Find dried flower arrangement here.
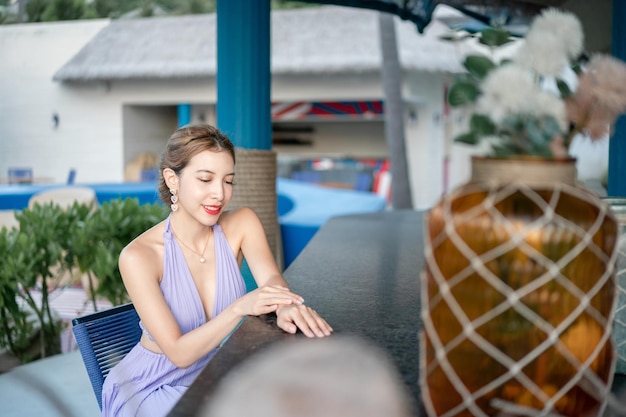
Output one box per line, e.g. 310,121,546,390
447,8,626,159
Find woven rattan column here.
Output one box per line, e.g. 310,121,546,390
228,148,283,270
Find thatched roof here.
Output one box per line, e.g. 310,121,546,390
53,5,467,82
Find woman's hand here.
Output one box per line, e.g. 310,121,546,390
235,285,304,317
276,304,333,338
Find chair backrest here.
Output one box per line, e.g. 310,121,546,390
66,168,77,185
71,303,141,410
28,186,98,210
7,167,33,184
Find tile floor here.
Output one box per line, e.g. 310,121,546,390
0,350,100,417
0,286,111,417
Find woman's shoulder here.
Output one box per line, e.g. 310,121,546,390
219,207,259,228
218,207,262,241
119,220,166,266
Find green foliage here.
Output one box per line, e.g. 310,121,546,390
85,0,136,18
0,203,80,362
42,0,85,21
138,0,156,17
270,0,314,9
464,55,496,80
470,114,496,136
25,0,50,22
447,79,480,107
443,22,569,158
4,0,316,23
71,198,168,306
478,27,514,48
90,0,118,18
493,114,563,157
0,228,29,360
185,0,214,14
165,0,216,15
15,203,87,287
0,197,167,363
446,55,496,108
556,78,573,98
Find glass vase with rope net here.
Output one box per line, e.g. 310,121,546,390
421,156,619,417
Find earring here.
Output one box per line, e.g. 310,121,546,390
170,188,179,212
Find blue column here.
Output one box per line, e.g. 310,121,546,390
177,104,191,128
216,0,272,150
608,0,626,197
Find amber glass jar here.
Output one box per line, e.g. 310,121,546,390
421,157,618,417
605,198,626,375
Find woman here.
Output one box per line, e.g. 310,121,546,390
101,124,332,417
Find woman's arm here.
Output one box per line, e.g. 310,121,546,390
229,207,333,338
120,231,304,368
232,207,289,288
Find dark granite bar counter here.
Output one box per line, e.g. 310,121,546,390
168,210,626,417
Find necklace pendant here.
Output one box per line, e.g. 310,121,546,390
200,257,206,263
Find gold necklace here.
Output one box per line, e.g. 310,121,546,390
171,226,211,263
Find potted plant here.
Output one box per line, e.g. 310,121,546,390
446,10,626,159
421,9,626,417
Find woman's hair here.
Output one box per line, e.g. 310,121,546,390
202,336,415,417
158,124,236,207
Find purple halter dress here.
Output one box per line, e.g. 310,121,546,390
101,215,247,417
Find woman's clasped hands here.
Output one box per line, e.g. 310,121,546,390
237,285,333,338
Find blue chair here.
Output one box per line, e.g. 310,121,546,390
71,303,141,410
291,170,321,183
66,168,77,185
7,167,33,184
140,168,159,182
354,172,373,191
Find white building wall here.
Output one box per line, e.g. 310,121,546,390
1,19,449,195
272,120,386,158
272,72,390,160
111,79,217,104
0,19,111,183
69,77,220,182
404,71,449,210
0,18,223,183
272,72,383,101
122,105,177,168
274,69,453,209
57,77,222,183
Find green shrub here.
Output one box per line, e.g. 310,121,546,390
0,197,167,363
72,198,168,306
0,202,91,361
